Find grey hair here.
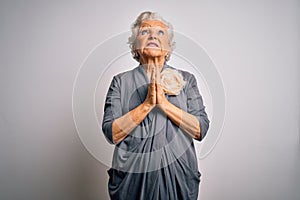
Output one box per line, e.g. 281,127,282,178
128,11,176,62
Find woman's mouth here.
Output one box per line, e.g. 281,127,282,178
146,42,159,48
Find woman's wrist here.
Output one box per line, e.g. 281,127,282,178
142,101,155,112
157,98,170,113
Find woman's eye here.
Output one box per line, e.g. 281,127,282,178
158,30,164,36
141,30,148,35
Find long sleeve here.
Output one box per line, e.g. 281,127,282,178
102,76,122,144
185,74,210,141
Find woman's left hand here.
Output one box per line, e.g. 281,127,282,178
152,66,201,140
154,66,168,106
156,82,167,106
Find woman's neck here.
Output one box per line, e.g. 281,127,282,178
140,55,165,66
140,56,165,77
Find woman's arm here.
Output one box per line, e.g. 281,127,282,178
156,84,201,140
111,69,157,144
112,102,153,143
155,67,209,140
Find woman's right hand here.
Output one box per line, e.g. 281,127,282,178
144,67,156,108
112,67,156,143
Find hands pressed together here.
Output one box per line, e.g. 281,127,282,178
144,66,168,109
112,65,201,144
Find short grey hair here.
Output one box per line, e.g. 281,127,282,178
128,11,176,62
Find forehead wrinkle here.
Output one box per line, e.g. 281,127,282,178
140,20,168,29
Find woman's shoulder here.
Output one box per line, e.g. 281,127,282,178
112,66,140,80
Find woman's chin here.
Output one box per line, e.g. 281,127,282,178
142,49,163,58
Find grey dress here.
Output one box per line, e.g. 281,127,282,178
102,64,209,200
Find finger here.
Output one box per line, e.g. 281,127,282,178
156,82,164,94
155,66,161,85
150,66,155,84
149,67,156,96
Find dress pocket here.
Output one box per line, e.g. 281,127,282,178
107,168,128,189
178,156,201,182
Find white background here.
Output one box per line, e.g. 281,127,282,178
0,0,299,199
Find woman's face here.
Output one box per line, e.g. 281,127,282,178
135,20,170,60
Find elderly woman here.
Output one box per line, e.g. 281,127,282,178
102,11,209,200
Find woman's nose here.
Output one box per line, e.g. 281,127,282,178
148,30,157,40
